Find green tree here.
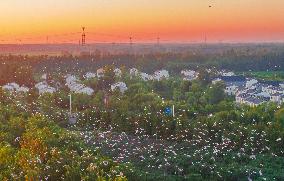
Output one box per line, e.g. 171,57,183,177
206,82,225,104
275,108,284,127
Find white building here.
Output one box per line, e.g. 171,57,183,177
140,72,153,81
220,71,235,76
35,81,56,94
153,70,169,81
68,82,85,92
266,86,283,95
2,83,20,92
2,83,29,93
261,84,271,93
66,75,77,85
76,87,94,95
236,93,265,107
212,72,284,106
39,87,56,94
206,68,213,73
246,79,258,88
97,68,105,78
111,82,128,93
84,72,97,79
277,87,284,94
130,68,139,77
114,68,122,77
255,91,270,99
17,86,30,93
212,78,222,85
65,75,94,95
225,85,239,96
270,93,283,104
244,97,265,107
236,93,250,104
181,70,198,81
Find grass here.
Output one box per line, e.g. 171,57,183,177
238,71,284,81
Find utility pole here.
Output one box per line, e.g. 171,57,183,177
157,37,160,46
204,34,207,47
129,36,133,46
82,27,86,46
68,94,77,125
69,94,72,115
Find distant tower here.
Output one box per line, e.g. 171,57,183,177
129,37,133,46
82,27,86,46
157,37,160,46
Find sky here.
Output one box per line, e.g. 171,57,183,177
0,0,284,44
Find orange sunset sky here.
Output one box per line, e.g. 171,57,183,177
0,0,284,44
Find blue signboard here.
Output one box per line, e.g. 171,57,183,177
164,106,172,116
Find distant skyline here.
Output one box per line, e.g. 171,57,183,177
0,0,284,44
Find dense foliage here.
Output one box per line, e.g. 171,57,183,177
0,47,284,180
0,93,128,180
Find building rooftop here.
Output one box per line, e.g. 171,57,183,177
220,75,246,81
236,93,250,98
271,92,282,97
259,80,281,86
245,97,264,105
